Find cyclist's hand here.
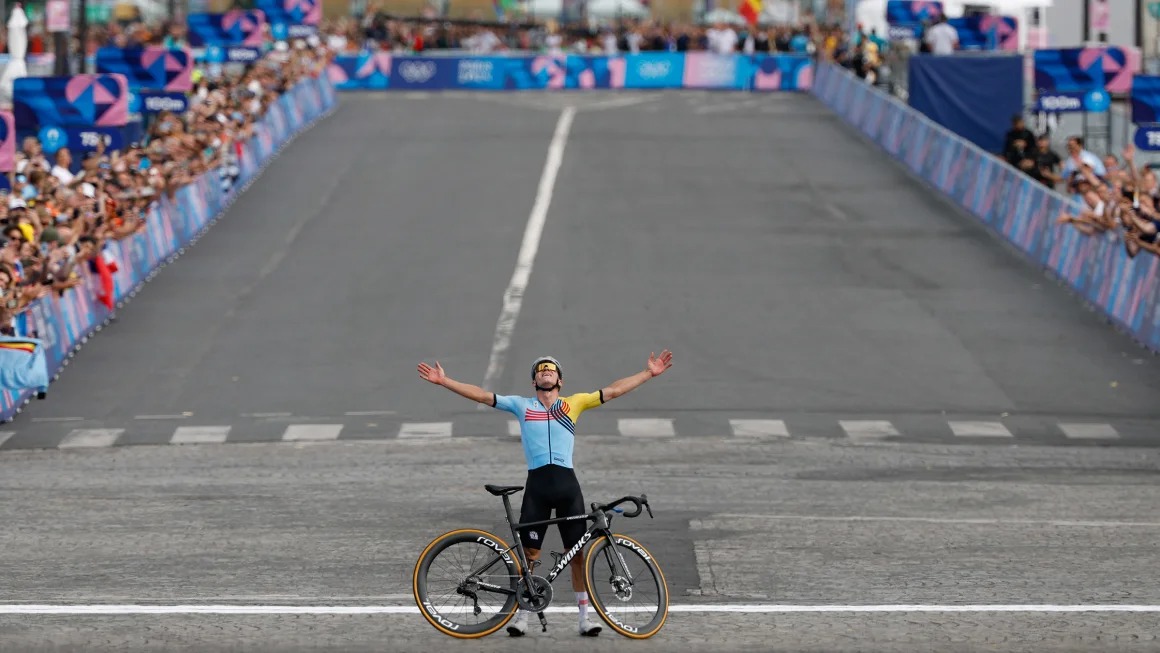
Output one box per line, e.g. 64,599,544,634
646,350,673,377
417,361,446,385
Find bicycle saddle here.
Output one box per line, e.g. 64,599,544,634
484,484,523,496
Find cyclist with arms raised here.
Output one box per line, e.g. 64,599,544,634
416,350,674,637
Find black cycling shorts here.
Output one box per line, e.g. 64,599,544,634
518,464,586,552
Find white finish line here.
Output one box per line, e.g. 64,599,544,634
2,604,1159,615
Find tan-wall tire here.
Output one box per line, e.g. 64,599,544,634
412,528,523,639
583,533,670,639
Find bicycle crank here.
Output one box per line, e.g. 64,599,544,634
516,575,553,612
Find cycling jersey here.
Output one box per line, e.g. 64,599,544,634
492,391,605,470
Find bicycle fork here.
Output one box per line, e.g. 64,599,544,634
502,494,549,632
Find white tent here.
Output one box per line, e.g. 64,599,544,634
0,3,29,108
700,8,744,25
520,0,650,19
760,0,801,26
587,0,649,18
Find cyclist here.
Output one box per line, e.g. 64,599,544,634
416,350,674,637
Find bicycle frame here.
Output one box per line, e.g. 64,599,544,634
457,494,621,602
500,493,612,585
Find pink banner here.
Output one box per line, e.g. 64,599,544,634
1090,0,1109,33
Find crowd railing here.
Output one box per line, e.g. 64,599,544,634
0,71,338,422
811,61,1160,355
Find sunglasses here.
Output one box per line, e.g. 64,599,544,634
534,363,558,373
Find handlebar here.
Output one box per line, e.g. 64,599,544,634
592,494,654,519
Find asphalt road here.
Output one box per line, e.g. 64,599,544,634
3,91,1158,450
0,91,1158,652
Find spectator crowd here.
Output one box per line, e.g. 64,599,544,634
1001,116,1160,260
0,28,335,339
319,6,840,58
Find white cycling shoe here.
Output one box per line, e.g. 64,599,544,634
578,618,602,637
507,612,528,637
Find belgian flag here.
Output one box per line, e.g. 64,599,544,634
0,336,49,394
738,0,761,25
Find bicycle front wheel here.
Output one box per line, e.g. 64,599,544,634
584,533,669,639
412,528,523,639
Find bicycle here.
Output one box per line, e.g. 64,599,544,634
412,483,670,639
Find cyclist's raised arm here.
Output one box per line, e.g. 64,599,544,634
600,350,673,401
417,361,494,405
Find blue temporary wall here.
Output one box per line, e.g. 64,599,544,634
907,54,1024,154
327,52,814,92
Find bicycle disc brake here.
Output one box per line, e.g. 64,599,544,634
516,575,553,612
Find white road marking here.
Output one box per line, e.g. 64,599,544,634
693,98,765,114
948,421,1012,437
0,594,416,602
579,95,658,112
1058,423,1120,439
343,411,396,416
397,422,452,439
171,426,231,445
618,418,675,437
2,604,1157,614
0,432,14,447
824,203,849,221
58,429,124,449
692,514,1160,529
281,425,343,441
729,419,789,437
480,107,576,398
31,417,84,422
840,420,900,440
135,414,189,420
245,412,293,418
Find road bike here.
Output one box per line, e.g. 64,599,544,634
412,483,669,639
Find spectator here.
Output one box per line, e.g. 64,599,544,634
1002,116,1036,156
0,37,337,338
1004,136,1036,177
923,15,959,55
1033,135,1062,189
1057,145,1160,259
1060,136,1107,184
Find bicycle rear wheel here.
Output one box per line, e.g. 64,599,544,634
584,533,669,639
412,528,523,638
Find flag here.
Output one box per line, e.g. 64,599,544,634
0,337,49,393
738,0,761,25
493,0,515,20
89,247,116,311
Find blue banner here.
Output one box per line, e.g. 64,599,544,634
813,62,1160,356
1131,75,1160,124
623,53,685,88
95,47,194,93
200,45,263,64
886,0,943,39
186,11,266,47
328,53,814,92
13,74,131,129
1033,48,1110,113
139,91,190,114
1134,124,1160,151
0,74,338,422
